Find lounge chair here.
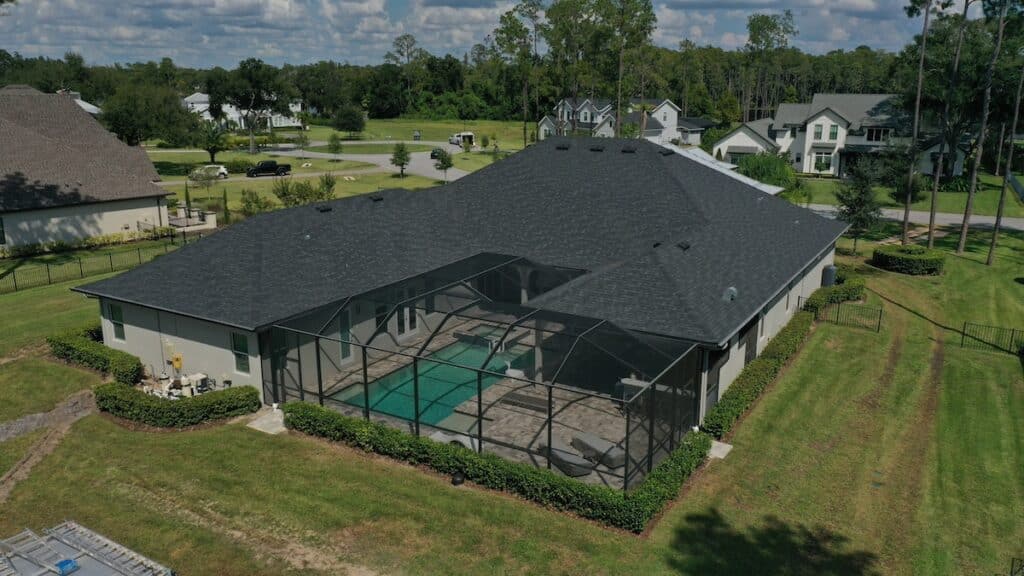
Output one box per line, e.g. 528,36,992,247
540,438,593,477
499,391,548,413
572,432,626,469
429,430,479,452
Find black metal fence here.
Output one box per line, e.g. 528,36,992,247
0,233,198,294
800,298,883,332
960,321,1024,355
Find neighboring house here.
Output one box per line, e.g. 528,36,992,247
76,138,845,445
662,143,785,195
712,93,967,178
538,97,716,145
183,92,303,129
56,89,101,115
0,85,170,249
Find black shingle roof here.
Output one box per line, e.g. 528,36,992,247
76,138,846,344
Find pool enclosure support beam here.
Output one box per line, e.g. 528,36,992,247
546,385,553,470
295,332,305,402
623,409,630,490
361,347,370,420
413,357,421,436
314,337,324,406
549,320,606,384
647,386,656,473
476,372,484,453
313,297,352,337
476,309,540,370
414,299,485,356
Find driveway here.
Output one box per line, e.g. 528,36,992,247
807,203,1024,232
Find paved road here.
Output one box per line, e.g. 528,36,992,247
154,166,385,187
807,203,1024,232
274,145,470,182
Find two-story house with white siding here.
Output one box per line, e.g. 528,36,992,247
712,93,968,178
538,98,716,146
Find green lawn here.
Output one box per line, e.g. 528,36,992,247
0,276,108,357
305,118,529,150
307,143,435,155
164,172,440,211
0,227,1021,574
451,151,513,173
0,239,173,276
796,173,1024,217
0,358,102,422
0,429,45,477
146,150,374,181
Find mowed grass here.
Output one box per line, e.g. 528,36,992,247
146,150,374,181
0,239,173,275
452,151,514,173
304,118,528,150
0,429,45,477
163,172,440,211
0,358,102,422
0,227,1021,574
797,173,1024,217
307,142,435,155
0,275,107,357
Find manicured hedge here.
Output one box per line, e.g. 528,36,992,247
701,311,814,439
872,244,945,275
47,328,143,385
95,384,261,428
282,401,712,533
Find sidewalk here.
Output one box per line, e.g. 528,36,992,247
806,204,1024,232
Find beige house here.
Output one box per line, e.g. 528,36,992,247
0,85,170,249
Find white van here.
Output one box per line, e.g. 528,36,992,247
449,132,475,146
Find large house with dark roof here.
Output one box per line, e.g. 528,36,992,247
0,85,170,249
712,93,969,177
539,98,716,145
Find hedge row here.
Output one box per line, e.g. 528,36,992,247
701,311,814,439
95,384,261,428
47,328,143,385
282,401,712,533
872,244,946,275
800,264,867,315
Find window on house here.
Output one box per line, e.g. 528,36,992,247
786,289,791,311
109,303,125,341
866,128,888,142
795,154,802,164
407,288,417,330
829,125,838,140
339,310,351,360
814,152,833,172
790,127,797,137
396,302,407,335
814,124,823,139
231,332,249,374
663,112,667,122
374,305,388,330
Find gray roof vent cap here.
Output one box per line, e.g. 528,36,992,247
722,286,738,302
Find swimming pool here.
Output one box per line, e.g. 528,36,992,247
331,340,533,426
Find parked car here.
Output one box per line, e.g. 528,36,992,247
246,160,291,177
430,148,444,159
191,165,228,179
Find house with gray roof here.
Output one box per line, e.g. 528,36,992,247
73,137,844,485
539,97,716,145
0,85,171,250
712,93,967,178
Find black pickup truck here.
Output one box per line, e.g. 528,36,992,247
246,160,291,177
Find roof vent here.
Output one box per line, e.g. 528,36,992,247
369,195,384,203
621,145,637,154
589,144,605,152
722,286,738,302
555,143,571,150
676,241,691,251
659,149,674,156
315,205,333,213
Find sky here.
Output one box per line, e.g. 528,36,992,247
0,0,930,69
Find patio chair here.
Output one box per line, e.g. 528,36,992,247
540,438,593,477
428,430,478,452
571,432,626,469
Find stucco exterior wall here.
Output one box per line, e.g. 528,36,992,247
919,144,966,176
712,128,771,162
2,197,167,247
99,299,262,394
801,110,847,174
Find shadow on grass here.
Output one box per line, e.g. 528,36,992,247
668,509,879,575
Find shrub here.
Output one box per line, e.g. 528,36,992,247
222,158,255,174
701,311,814,439
800,264,867,315
47,328,143,385
872,244,945,275
282,401,711,532
939,176,969,193
95,384,260,428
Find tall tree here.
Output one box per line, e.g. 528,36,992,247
597,0,656,137
836,158,884,254
986,59,1023,265
391,142,411,177
101,83,197,146
745,11,797,120
957,0,1013,253
902,0,937,245
194,121,228,163
494,8,533,148
207,59,296,155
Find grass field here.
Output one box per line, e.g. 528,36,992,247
0,276,108,357
163,172,440,211
795,173,1024,217
0,227,1021,574
0,239,172,276
0,429,45,477
146,150,373,181
304,118,529,150
307,143,435,155
0,358,102,422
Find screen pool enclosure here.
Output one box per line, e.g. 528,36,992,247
263,253,702,489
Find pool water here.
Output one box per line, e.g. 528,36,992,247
333,341,533,426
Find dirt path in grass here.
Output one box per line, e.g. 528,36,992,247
0,390,95,504
0,343,46,367
116,483,380,576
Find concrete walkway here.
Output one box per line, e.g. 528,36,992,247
807,204,1024,232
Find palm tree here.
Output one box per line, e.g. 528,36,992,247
927,0,973,249
902,0,936,245
957,0,1011,254
986,59,1023,265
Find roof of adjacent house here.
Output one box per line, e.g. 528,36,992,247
774,103,811,127
0,85,167,213
678,117,717,131
806,94,900,130
76,138,846,345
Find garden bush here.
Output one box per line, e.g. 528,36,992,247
282,401,711,533
95,384,260,428
222,158,255,174
701,311,814,439
872,244,945,275
800,264,867,315
47,328,143,385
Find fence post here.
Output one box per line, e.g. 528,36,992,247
78,258,84,278
137,247,142,264
961,321,967,348
45,263,51,285
412,357,420,437
11,270,17,292
108,253,114,271
876,307,882,333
